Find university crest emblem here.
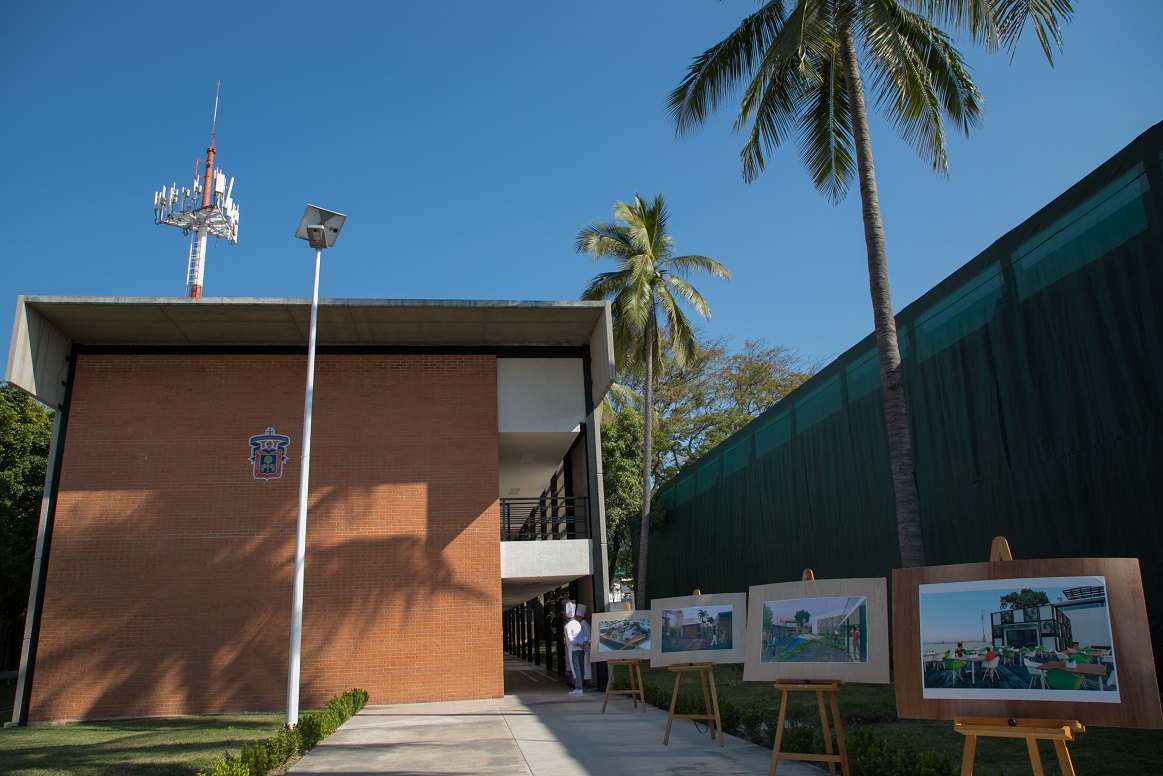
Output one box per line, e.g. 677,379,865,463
249,427,291,480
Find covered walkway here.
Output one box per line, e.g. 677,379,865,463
287,655,820,775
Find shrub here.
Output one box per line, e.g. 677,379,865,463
202,751,250,776
198,688,368,776
846,728,956,776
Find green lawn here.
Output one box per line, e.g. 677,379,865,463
0,713,287,776
620,663,1163,776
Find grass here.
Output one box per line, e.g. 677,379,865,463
621,663,1163,776
0,712,287,776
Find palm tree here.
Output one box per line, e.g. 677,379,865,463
667,0,1072,568
577,193,730,605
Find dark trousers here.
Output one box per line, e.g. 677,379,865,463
570,649,585,691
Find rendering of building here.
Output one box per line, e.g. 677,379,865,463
5,297,613,723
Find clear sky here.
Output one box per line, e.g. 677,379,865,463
3,2,1161,369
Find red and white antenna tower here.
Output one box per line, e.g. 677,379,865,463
153,82,240,298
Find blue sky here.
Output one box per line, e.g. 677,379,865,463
3,2,1161,368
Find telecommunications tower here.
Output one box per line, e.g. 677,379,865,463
153,83,240,298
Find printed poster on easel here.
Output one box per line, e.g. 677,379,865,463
649,592,747,667
920,574,1119,703
893,556,1163,729
743,577,890,683
589,609,652,662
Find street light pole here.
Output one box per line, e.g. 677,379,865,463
287,244,321,727
287,205,346,728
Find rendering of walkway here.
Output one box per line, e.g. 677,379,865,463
286,655,822,775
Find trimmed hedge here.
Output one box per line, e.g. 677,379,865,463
198,688,369,776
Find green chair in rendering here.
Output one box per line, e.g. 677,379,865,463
944,657,965,687
1045,668,1084,691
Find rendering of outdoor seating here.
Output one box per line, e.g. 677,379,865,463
919,578,1118,695
922,645,1116,692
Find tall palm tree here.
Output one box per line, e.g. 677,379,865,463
668,0,1072,568
577,193,730,605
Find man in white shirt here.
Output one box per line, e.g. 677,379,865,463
564,602,585,695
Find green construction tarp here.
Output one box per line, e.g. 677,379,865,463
650,122,1163,667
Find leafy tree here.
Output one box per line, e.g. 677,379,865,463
600,407,644,584
795,609,811,633
577,193,730,605
647,336,818,484
602,335,814,585
0,383,54,625
667,0,1072,568
999,589,1050,611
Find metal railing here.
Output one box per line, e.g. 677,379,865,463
500,496,589,541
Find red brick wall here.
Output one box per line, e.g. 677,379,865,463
30,352,502,721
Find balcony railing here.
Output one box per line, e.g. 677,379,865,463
500,496,589,541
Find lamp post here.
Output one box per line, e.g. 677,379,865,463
287,205,347,727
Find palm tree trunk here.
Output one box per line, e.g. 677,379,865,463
636,311,655,606
838,23,925,568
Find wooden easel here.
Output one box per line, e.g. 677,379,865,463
768,569,850,776
602,658,645,712
662,662,722,746
662,588,724,746
601,600,647,713
955,717,1084,776
770,681,849,776
953,537,1085,776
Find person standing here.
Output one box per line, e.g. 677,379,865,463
576,603,593,689
562,603,576,686
564,602,585,695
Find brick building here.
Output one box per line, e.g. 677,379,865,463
5,296,613,723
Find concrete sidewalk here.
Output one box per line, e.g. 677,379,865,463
287,655,822,775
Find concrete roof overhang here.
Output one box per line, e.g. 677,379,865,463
6,296,616,410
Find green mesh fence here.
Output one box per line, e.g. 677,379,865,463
650,122,1163,667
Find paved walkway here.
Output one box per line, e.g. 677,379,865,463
287,655,822,775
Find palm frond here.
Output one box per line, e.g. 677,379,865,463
992,0,1073,65
663,274,714,321
669,1,788,136
736,1,837,183
575,220,635,259
906,0,998,49
796,45,854,203
737,55,809,183
661,254,732,282
861,1,956,174
656,296,700,368
582,270,634,302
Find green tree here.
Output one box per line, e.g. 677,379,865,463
0,383,54,625
602,336,812,587
667,1,1072,568
794,609,811,633
577,193,730,605
999,589,1050,611
647,336,818,484
600,407,644,585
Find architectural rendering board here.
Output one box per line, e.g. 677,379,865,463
589,609,651,662
893,558,1162,728
919,575,1118,703
650,592,747,667
744,578,889,683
